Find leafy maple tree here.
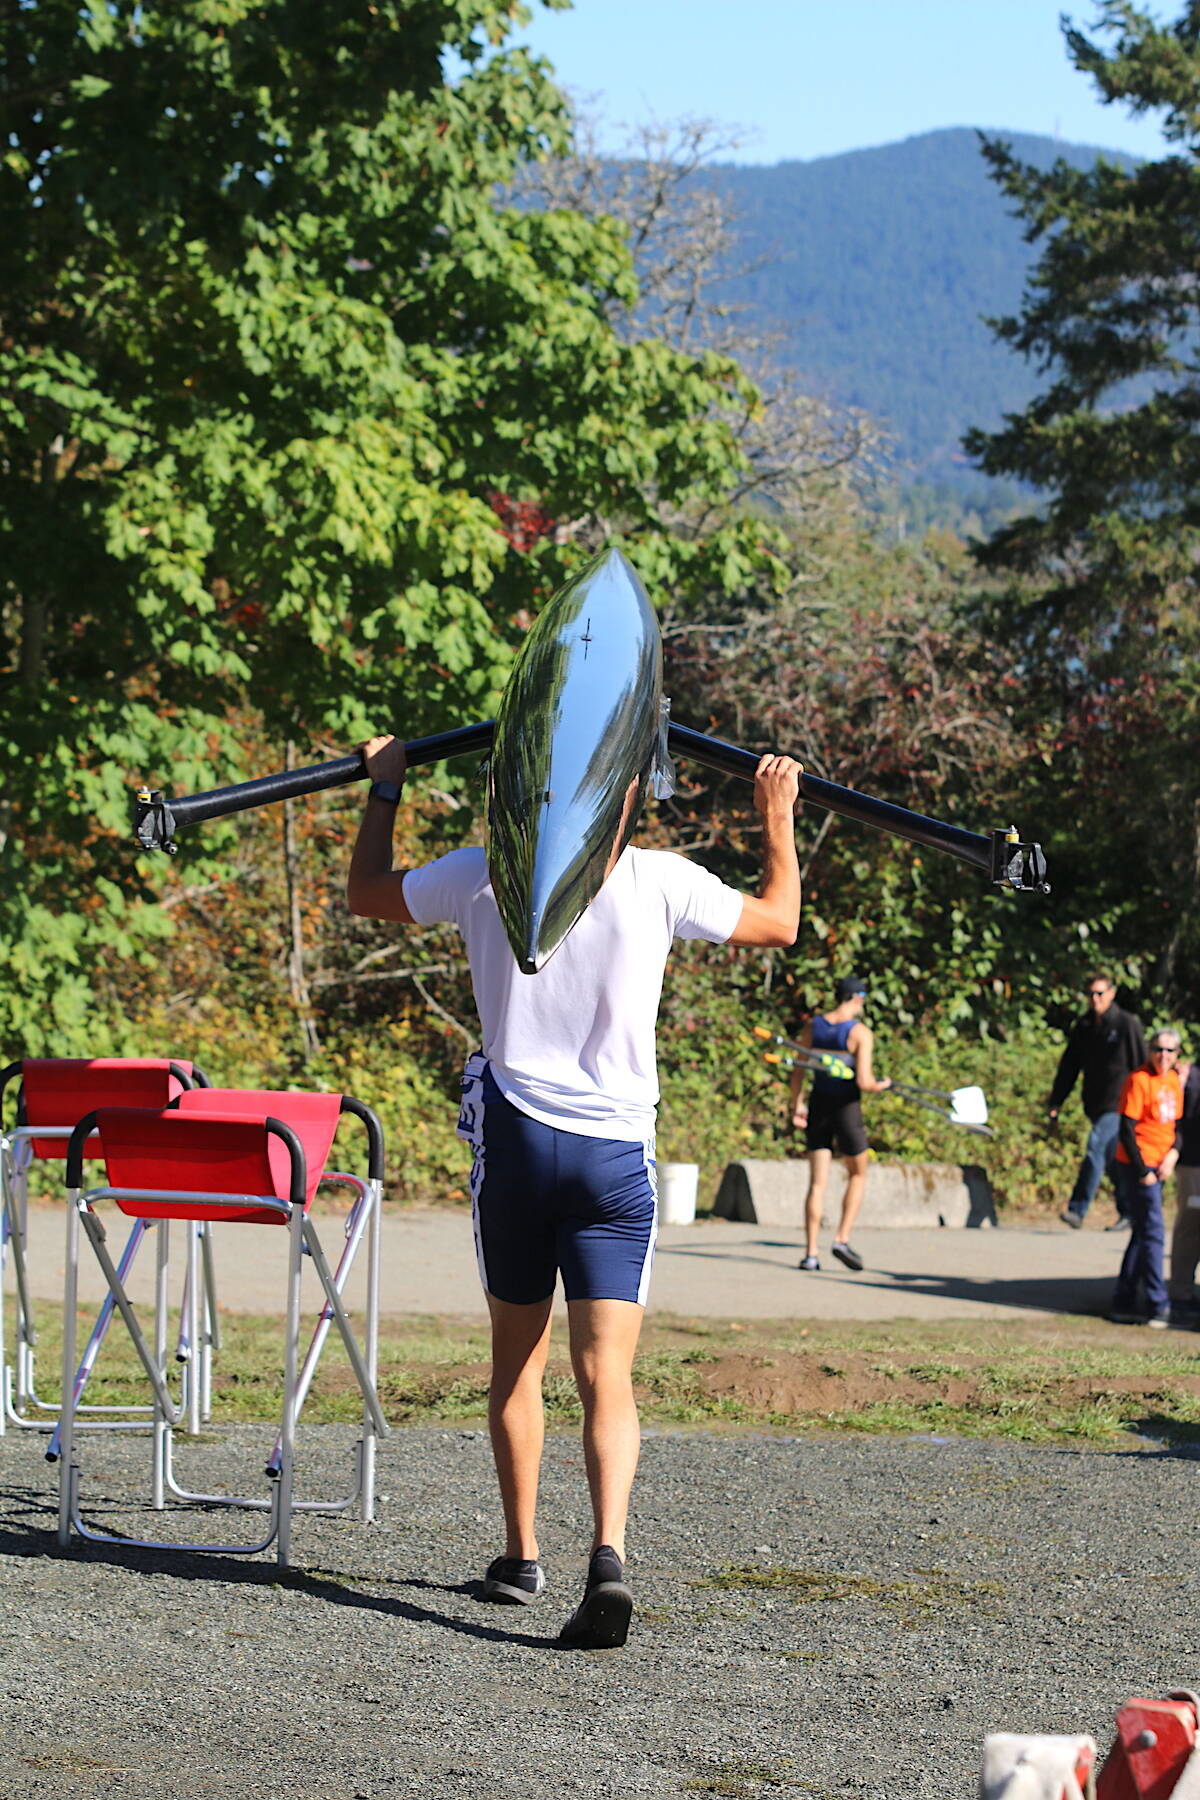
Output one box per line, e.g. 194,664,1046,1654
0,0,779,1047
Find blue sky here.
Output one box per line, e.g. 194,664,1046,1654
507,0,1174,164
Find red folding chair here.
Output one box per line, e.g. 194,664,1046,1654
55,1089,389,1564
0,1058,210,1435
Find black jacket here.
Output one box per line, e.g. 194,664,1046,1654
1180,1064,1200,1167
1049,1003,1147,1121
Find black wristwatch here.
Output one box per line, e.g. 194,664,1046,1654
368,779,403,807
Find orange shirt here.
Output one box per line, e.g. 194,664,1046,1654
1115,1066,1183,1167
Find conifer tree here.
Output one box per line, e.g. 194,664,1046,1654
965,2,1200,1000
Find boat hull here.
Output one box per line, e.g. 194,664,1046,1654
487,547,663,974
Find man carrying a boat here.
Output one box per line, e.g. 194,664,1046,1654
346,731,802,1649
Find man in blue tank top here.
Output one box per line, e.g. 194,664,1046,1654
789,977,891,1271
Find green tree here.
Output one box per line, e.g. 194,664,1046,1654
964,1,1200,1007
0,0,779,1049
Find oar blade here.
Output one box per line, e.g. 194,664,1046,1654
949,1085,989,1127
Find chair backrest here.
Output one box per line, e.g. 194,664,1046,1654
72,1092,346,1220
20,1059,195,1159
175,1088,384,1183
174,1091,344,1208
74,1107,313,1224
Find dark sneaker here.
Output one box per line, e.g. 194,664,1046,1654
798,1255,820,1271
1107,1309,1144,1326
482,1555,545,1604
558,1545,633,1650
831,1241,864,1272
1059,1210,1084,1230
1105,1216,1132,1232
1147,1312,1170,1330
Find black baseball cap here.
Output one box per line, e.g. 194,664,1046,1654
834,976,867,1002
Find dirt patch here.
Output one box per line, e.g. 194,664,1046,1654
691,1349,973,1414
689,1348,1200,1418
349,1341,1200,1432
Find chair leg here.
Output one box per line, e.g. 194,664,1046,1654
184,1223,201,1437
200,1223,219,1422
3,1147,36,1426
275,1206,305,1565
57,1196,81,1546
153,1220,170,1510
301,1221,388,1438
362,1177,383,1522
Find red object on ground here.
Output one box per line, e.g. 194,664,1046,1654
1096,1696,1199,1800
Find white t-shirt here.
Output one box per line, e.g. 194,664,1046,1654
403,845,744,1141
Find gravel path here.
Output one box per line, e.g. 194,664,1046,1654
0,1420,1194,1799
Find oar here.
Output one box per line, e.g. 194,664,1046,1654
753,1029,994,1136
751,1028,855,1082
132,721,1050,893
134,722,494,854
884,1085,994,1138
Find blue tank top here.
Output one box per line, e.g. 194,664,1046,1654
810,1014,858,1097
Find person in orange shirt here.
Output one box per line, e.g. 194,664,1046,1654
1109,1030,1185,1327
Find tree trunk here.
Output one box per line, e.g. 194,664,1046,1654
19,591,47,687
283,741,321,1063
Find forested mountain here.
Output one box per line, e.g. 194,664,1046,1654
703,127,1127,490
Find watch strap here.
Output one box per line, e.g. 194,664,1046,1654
368,779,403,806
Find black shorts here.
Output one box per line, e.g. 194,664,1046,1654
806,1090,868,1158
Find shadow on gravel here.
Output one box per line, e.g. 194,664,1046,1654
0,1512,559,1650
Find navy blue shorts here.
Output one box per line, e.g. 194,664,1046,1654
457,1059,657,1306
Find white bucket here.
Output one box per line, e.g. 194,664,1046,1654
658,1162,699,1225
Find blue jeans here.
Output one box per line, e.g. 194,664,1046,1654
1112,1163,1167,1318
1066,1111,1122,1219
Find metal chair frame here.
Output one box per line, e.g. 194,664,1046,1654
0,1058,212,1435
55,1094,389,1565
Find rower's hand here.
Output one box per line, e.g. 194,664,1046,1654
361,734,407,785
753,754,803,819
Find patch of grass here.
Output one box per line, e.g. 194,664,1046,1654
703,1562,1005,1623
24,1305,1200,1445
682,1758,824,1796
22,1750,126,1773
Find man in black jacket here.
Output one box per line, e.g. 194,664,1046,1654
1167,1055,1200,1323
1048,972,1146,1229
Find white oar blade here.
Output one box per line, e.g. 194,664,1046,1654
949,1086,988,1126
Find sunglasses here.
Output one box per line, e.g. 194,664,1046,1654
1151,1045,1180,1056
1086,988,1111,998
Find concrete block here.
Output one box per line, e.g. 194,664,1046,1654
711,1158,996,1229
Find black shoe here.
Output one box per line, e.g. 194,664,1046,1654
1059,1210,1084,1230
1107,1309,1144,1326
798,1255,820,1271
558,1545,633,1649
482,1555,545,1604
831,1240,864,1272
1105,1216,1132,1232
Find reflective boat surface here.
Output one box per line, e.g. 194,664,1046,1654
487,546,663,974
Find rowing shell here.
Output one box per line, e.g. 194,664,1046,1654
487,546,664,974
